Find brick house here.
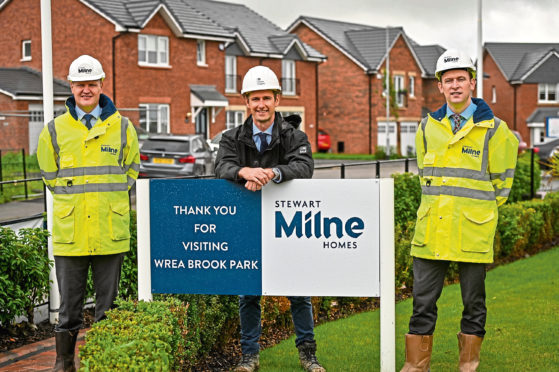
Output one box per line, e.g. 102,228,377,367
483,42,559,146
0,0,324,154
287,16,445,154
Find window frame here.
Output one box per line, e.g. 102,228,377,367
21,40,31,61
226,110,244,130
393,75,405,107
491,86,497,104
282,59,296,96
139,103,170,133
408,75,415,97
225,55,237,93
538,83,557,103
197,40,206,66
138,34,170,67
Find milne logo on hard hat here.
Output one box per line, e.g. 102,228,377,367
435,49,476,81
241,65,281,94
67,55,105,82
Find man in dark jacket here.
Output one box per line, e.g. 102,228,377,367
215,65,324,372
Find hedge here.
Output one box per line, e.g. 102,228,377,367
0,227,51,325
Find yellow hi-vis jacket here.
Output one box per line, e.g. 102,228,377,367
411,98,518,263
37,94,140,256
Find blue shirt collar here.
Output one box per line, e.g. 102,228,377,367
252,122,274,136
76,104,102,121
446,100,477,122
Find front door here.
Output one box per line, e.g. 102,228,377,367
195,108,208,139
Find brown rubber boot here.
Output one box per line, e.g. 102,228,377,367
400,334,433,372
54,330,78,372
457,332,483,372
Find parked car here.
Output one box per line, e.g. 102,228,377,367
534,137,559,165
134,125,149,148
139,134,214,178
512,130,528,153
207,129,230,152
318,129,331,153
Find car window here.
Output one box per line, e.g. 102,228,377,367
191,139,202,152
142,139,190,152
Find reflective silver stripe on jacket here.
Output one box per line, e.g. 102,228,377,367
47,120,60,169
421,167,491,181
53,182,129,194
480,118,501,176
495,187,512,199
421,185,496,201
421,117,428,152
56,165,127,178
41,170,58,180
124,162,140,173
118,117,128,168
127,176,136,187
490,168,516,182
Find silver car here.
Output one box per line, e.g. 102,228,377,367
139,134,214,178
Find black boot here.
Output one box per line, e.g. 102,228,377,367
54,330,78,372
297,341,326,372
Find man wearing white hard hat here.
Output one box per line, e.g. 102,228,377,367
215,66,324,372
37,55,139,371
400,49,518,372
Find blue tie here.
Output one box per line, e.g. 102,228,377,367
258,132,269,153
83,114,94,130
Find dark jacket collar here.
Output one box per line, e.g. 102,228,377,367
430,97,494,124
65,94,117,121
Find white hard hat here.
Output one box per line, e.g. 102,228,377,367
67,55,105,82
435,49,476,81
241,66,281,95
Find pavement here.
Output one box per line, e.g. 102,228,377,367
0,329,87,371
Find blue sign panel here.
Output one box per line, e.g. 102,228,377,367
150,179,261,295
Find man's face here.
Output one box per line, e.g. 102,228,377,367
245,90,280,130
438,69,476,110
70,80,103,112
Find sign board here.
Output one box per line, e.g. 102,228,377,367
136,178,395,371
546,117,559,138
139,179,389,297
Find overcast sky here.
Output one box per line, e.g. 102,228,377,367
227,0,558,59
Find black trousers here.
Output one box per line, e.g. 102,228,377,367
408,257,487,337
54,253,124,332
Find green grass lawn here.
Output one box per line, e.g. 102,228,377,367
261,246,559,371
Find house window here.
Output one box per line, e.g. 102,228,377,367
197,40,206,65
21,40,31,61
492,86,497,103
393,75,405,107
282,60,296,96
139,104,170,133
225,56,237,93
226,110,244,130
138,35,169,66
408,75,415,97
538,83,557,103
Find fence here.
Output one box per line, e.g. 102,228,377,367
0,150,549,224
0,148,42,201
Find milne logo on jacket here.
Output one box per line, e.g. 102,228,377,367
101,145,118,155
462,146,480,158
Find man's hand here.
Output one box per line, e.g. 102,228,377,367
238,167,275,192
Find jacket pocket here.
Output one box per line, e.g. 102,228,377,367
459,207,497,253
412,204,431,246
109,201,130,241
53,204,75,243
422,152,436,178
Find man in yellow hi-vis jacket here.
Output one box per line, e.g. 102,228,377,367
400,49,518,372
37,55,139,371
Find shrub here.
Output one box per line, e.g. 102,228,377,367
0,227,51,325
392,173,421,229
79,298,189,371
508,151,541,202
